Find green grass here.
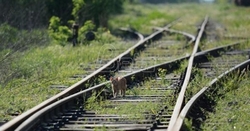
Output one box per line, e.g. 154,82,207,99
109,3,177,34
201,72,250,131
93,3,250,130
109,3,250,49
84,78,175,121
1,2,250,123
115,34,191,77
184,51,250,130
0,40,134,120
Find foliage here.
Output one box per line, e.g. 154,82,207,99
201,70,250,131
84,78,172,123
95,28,119,44
72,0,85,21
140,0,199,3
0,23,18,50
0,24,49,86
48,16,61,32
0,0,123,30
77,0,124,27
185,68,209,100
174,60,188,75
46,0,74,25
216,0,231,4
1,2,250,125
0,0,124,48
79,20,95,34
183,118,193,131
85,91,98,110
0,0,48,29
0,39,134,120
0,23,49,51
48,16,72,46
109,4,175,33
78,20,96,44
158,68,168,85
55,0,124,29
47,0,124,46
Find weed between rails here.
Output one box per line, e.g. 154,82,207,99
1,2,250,125
84,78,176,122
0,41,135,121
200,70,250,131
183,55,250,130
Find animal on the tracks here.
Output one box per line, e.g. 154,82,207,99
110,76,127,98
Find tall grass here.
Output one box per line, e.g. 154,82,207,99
1,2,250,122
109,3,176,33
84,78,174,121
201,70,250,131
0,34,134,120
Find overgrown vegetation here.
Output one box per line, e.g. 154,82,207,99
182,45,250,130
201,71,250,130
0,0,124,29
0,2,250,128
84,78,174,121
0,40,135,120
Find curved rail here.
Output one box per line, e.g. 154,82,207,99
0,19,180,131
164,28,196,42
172,59,250,131
153,27,196,42
15,40,247,130
167,15,209,130
119,27,145,41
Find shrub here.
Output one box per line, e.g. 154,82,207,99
0,23,18,50
48,16,72,46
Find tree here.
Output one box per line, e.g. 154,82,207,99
76,0,124,28
0,0,48,29
46,0,74,26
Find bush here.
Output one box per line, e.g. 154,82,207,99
78,20,96,44
48,16,72,46
0,23,18,50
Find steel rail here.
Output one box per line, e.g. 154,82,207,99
172,59,250,131
0,19,179,131
153,27,196,42
15,81,109,131
16,61,184,130
15,40,246,131
194,40,248,59
119,27,145,40
163,28,196,42
167,15,209,131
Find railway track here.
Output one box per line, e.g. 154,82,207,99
0,18,181,131
170,56,250,131
1,16,250,131
16,43,249,131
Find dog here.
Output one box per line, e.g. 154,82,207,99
110,76,127,98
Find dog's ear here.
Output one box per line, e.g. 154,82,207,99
110,76,113,81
